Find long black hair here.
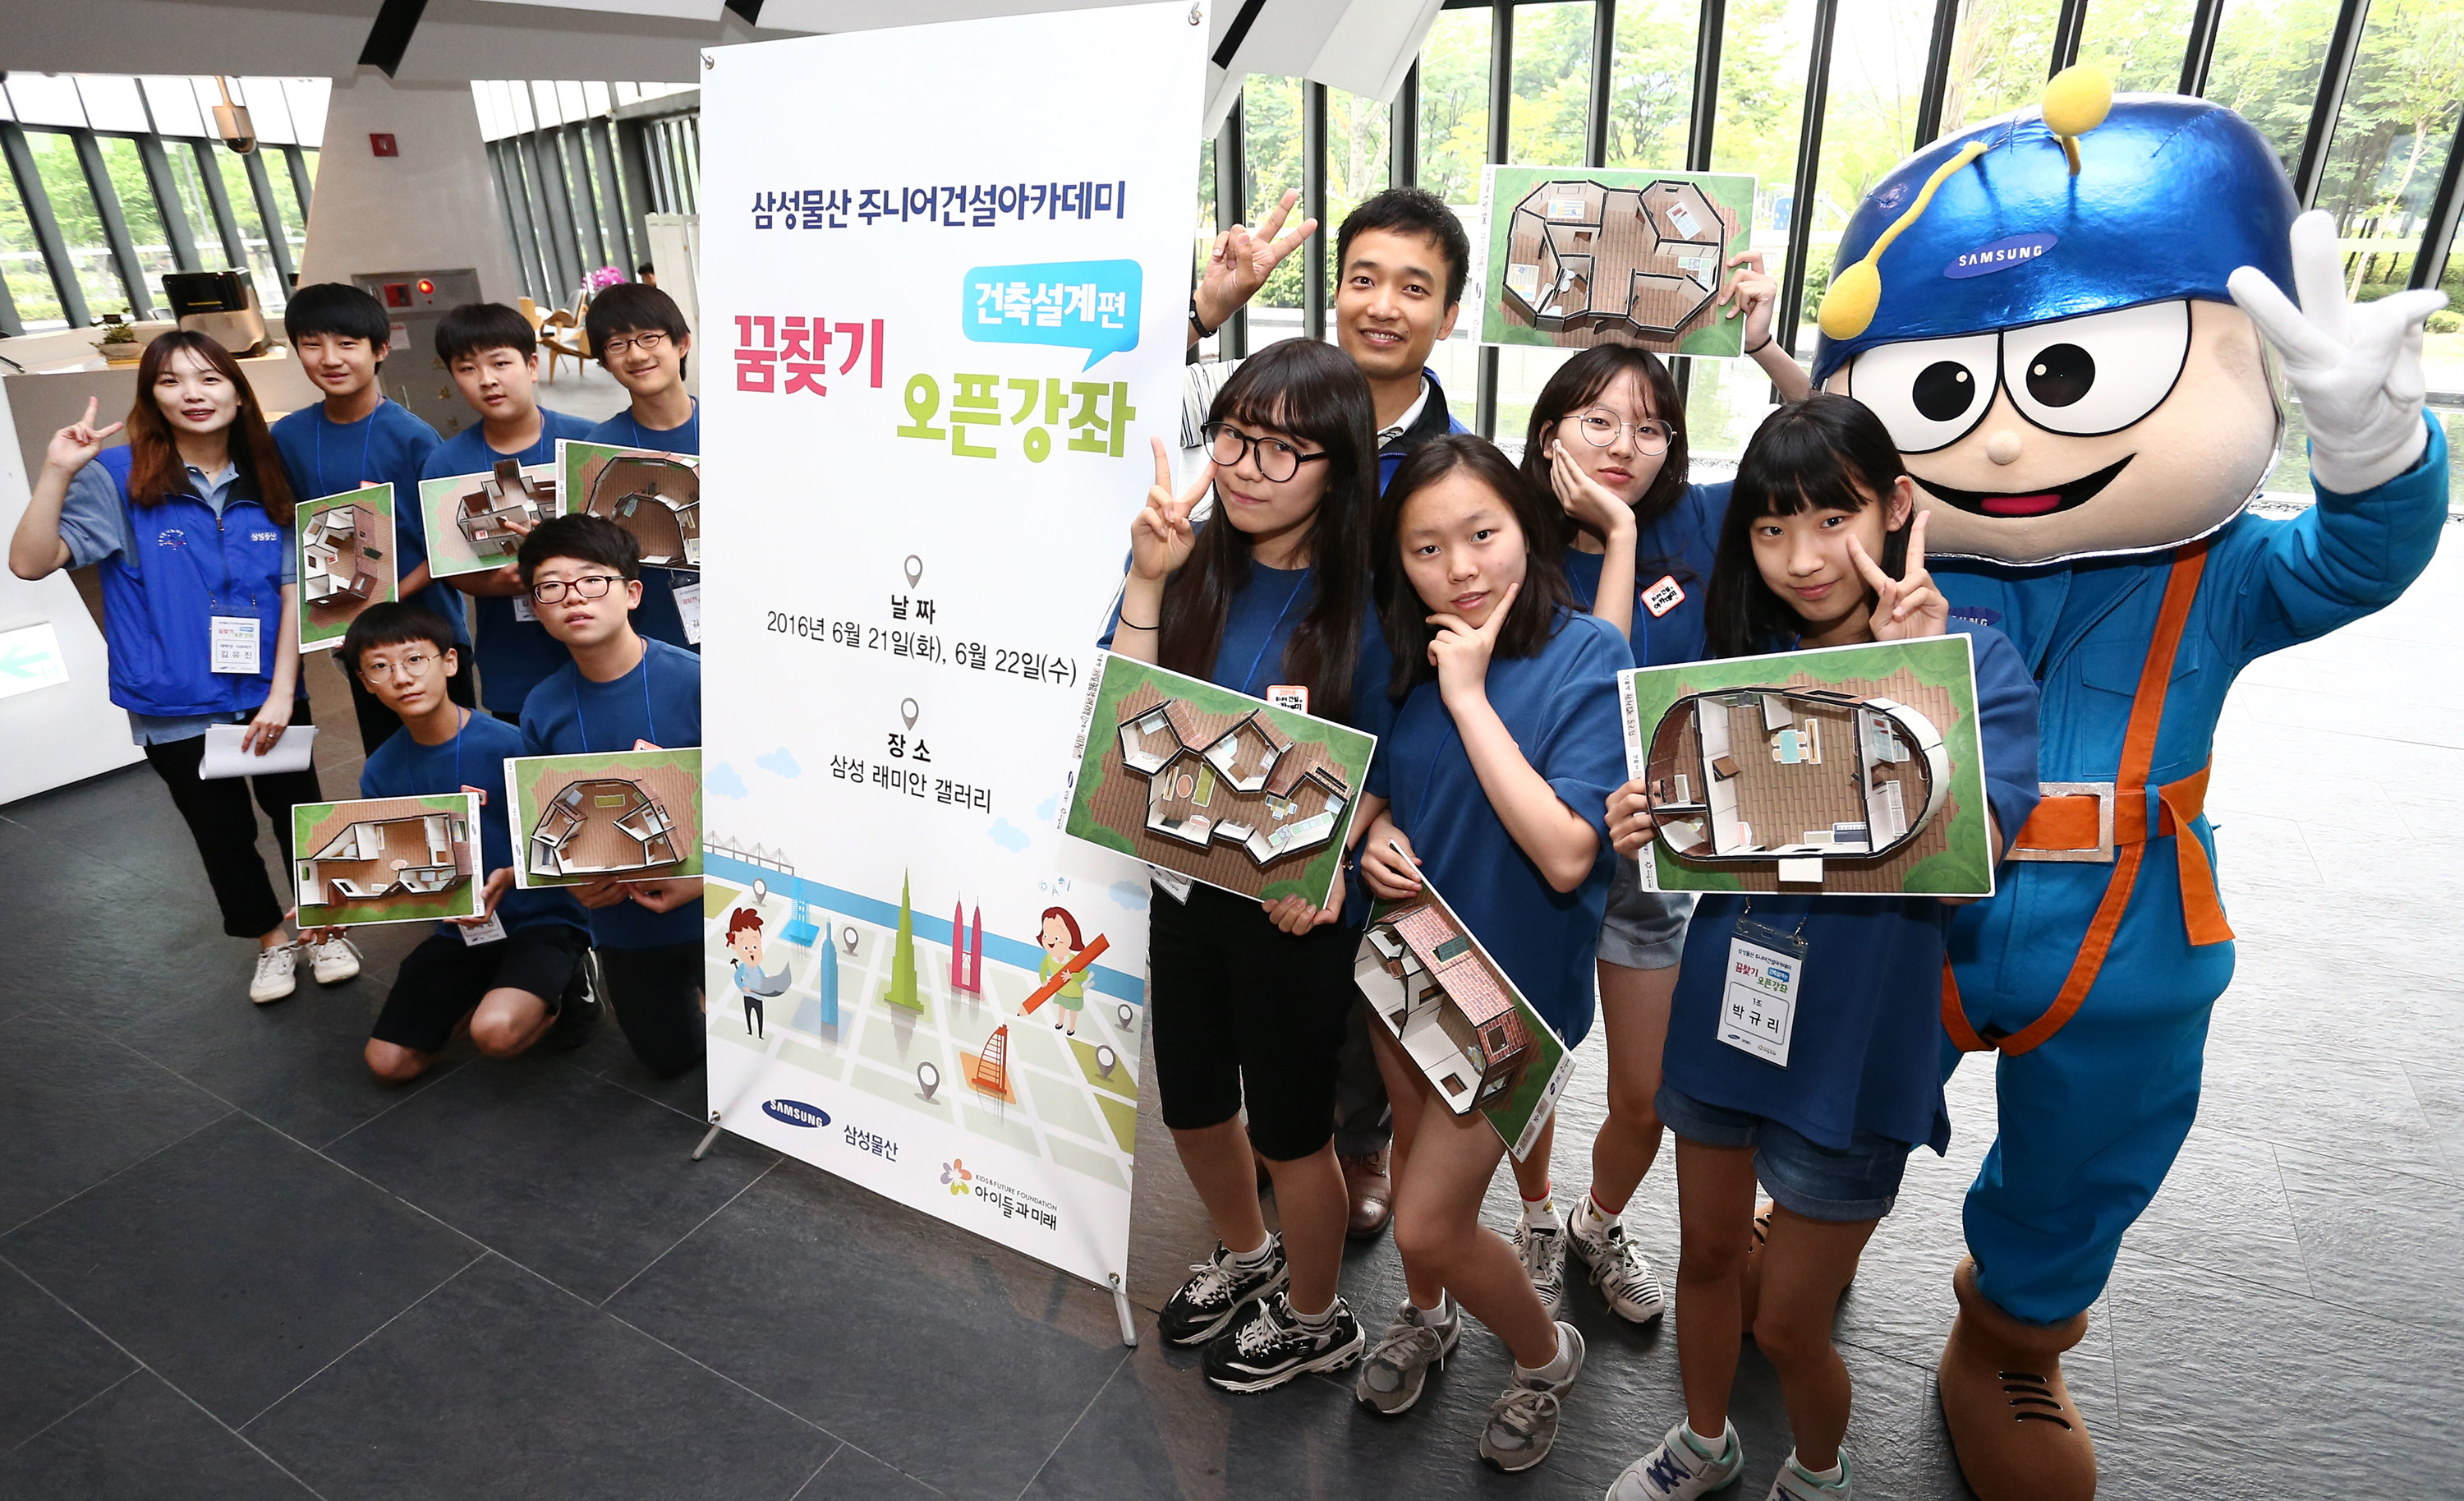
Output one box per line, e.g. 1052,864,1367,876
1517,342,1690,552
1705,393,1911,658
1373,434,1578,702
1156,339,1378,723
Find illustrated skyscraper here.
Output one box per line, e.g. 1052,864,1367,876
949,900,983,994
818,935,839,1028
883,872,922,1011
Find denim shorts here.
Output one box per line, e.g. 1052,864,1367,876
1597,854,1694,970
1654,1082,1912,1222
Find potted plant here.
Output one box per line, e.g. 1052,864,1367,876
98,321,143,365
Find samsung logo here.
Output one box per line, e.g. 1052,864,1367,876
249,531,279,542
1945,233,2057,279
761,1098,830,1128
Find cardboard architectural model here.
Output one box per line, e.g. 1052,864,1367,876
1478,166,1755,357
1062,654,1374,909
294,485,398,651
1351,863,1574,1159
560,440,701,570
416,463,558,581
292,793,483,927
1620,635,1993,896
504,747,704,890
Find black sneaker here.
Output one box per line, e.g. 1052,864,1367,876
1159,1235,1286,1347
538,950,603,1055
1202,1291,1365,1393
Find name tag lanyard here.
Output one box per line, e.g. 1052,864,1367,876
1239,568,1309,698
1719,898,1812,1068
572,653,658,751
1732,898,1811,964
157,474,268,675
312,411,378,496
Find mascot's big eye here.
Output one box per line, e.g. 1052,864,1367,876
2002,300,2190,437
1842,332,1998,454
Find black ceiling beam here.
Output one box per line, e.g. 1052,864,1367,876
358,0,428,78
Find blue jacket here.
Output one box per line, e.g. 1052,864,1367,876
91,446,289,717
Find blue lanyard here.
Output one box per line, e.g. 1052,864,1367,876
623,403,695,451
311,407,378,495
1239,568,1310,698
572,650,658,750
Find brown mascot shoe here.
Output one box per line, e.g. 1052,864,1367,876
1341,1147,1393,1241
1938,1255,2097,1501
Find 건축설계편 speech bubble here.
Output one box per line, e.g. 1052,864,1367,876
962,260,1143,370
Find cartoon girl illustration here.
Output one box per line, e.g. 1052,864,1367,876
1037,906,1087,1036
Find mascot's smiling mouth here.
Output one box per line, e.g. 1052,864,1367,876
1913,455,2135,518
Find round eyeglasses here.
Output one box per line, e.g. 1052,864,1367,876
1565,407,1673,455
1202,422,1331,484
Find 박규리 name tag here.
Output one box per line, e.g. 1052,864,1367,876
209,615,260,675
1717,920,1806,1067
458,909,508,946
512,594,538,623
673,580,703,645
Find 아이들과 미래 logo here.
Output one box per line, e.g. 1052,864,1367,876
1944,233,2057,279
761,1098,830,1129
941,1158,973,1195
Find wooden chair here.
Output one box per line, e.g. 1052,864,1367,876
539,295,591,381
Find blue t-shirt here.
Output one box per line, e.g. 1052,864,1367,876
358,708,588,938
1101,556,1395,744
1662,621,2043,1154
585,403,700,657
1561,481,1729,670
423,410,599,711
272,400,454,638
518,638,703,950
1365,607,1630,1045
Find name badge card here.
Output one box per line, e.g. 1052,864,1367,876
458,909,508,946
1717,919,1806,1067
513,595,539,623
1642,575,1685,619
673,580,704,645
210,615,260,675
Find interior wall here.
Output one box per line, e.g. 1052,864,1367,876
297,71,525,309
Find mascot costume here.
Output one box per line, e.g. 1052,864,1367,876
1809,71,2450,1499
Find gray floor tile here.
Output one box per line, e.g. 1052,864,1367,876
0,1370,318,1500
0,1113,480,1426
798,1443,945,1499
2271,1145,2464,1331
246,1254,836,1501
324,1055,775,1303
0,1009,230,1236
2122,1125,2311,1299
0,1258,134,1451
608,1161,1129,1501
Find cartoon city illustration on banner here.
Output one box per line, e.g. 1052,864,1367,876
416,462,559,581
503,748,703,891
291,793,484,928
1354,858,1575,1162
294,484,398,652
1618,634,1994,895
557,440,701,570
1478,165,1758,357
1060,653,1376,909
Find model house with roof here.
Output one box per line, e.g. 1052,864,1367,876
300,504,386,608
1500,177,1731,342
1355,894,1534,1114
1113,684,1350,868
1641,685,1949,884
297,804,474,907
581,454,699,569
454,460,554,559
527,776,683,878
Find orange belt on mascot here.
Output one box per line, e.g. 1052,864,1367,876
1943,541,2236,1057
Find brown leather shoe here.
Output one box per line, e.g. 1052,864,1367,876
1340,1147,1392,1241
1938,1255,2097,1501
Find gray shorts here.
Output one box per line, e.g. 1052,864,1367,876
1596,853,1694,970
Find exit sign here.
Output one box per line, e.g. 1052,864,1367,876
0,621,71,701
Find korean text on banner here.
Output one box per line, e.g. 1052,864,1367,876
697,2,1205,1292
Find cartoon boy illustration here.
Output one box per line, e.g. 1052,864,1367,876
1036,906,1087,1037
724,907,793,1040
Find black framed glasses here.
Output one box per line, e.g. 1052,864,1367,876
531,574,624,604
599,331,671,357
1566,407,1673,455
1202,422,1331,484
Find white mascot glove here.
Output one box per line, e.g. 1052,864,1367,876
2227,209,2448,495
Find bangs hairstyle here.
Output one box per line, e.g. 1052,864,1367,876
1156,338,1378,723
1373,434,1576,702
585,283,691,377
518,513,641,585
123,331,296,523
1336,186,1472,309
1518,343,1690,549
1706,393,1911,659
435,302,540,365
340,601,459,677
283,283,392,350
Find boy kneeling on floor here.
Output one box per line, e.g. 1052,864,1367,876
341,602,600,1082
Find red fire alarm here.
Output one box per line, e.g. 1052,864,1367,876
369,133,398,157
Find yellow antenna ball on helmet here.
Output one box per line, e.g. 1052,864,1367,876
2043,65,2113,160
1818,260,1882,340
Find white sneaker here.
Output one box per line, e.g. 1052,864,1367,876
1607,1419,1745,1500
307,933,362,985
250,943,300,1005
1515,1218,1567,1318
1763,1449,1850,1499
1478,1321,1584,1472
1570,1218,1669,1324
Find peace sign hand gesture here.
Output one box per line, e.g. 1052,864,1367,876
45,397,126,476
1850,509,1947,641
1129,437,1207,583
1427,578,1519,709
1193,188,1319,334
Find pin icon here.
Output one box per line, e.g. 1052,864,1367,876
841,924,858,955
900,698,920,730
751,877,768,903
904,554,923,587
917,1061,940,1101
1116,1002,1136,1029
1094,1044,1119,1079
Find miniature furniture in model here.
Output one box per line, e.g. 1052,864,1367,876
582,454,699,568
1355,896,1534,1114
301,504,385,607
297,808,474,906
1499,177,1731,340
455,460,555,558
1112,684,1350,869
527,776,683,878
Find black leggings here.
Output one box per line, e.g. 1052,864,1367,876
599,941,706,1077
141,702,324,940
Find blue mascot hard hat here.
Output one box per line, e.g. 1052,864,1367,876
1809,89,2299,386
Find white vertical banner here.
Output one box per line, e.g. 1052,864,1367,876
698,4,1204,1291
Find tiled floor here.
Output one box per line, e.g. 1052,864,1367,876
2,527,2459,1500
